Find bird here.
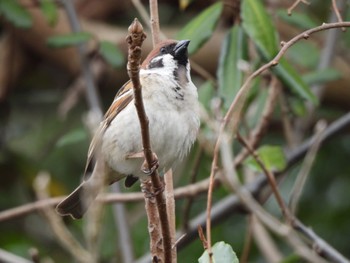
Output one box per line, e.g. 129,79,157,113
56,39,200,219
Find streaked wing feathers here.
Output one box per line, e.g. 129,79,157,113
83,81,134,179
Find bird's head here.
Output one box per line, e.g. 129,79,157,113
142,39,190,71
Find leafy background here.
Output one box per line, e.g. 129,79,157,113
0,0,350,262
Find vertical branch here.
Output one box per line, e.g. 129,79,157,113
126,19,173,263
164,169,176,262
149,0,161,46
111,184,135,262
61,0,102,118
287,0,310,15
332,0,346,31
147,1,176,262
84,157,106,263
62,1,134,261
182,148,203,231
142,180,163,261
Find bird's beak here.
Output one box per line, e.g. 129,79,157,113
174,40,190,59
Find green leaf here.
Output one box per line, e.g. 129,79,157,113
274,58,317,103
245,145,287,173
0,0,32,28
198,242,239,263
40,0,58,26
198,80,215,112
303,68,341,85
217,25,247,110
277,10,318,30
99,41,125,68
288,97,307,117
247,87,268,128
177,2,222,54
280,253,302,263
47,32,92,48
241,0,278,59
56,129,87,148
242,0,316,103
287,42,320,69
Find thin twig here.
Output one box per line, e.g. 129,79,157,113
164,169,177,262
251,215,283,263
61,0,102,117
149,0,161,45
220,136,327,263
190,60,217,83
28,248,40,263
198,225,208,250
111,184,135,262
205,20,350,262
0,248,32,263
182,148,204,231
240,216,253,263
278,91,297,148
287,0,310,16
234,77,280,166
332,0,346,31
137,108,350,262
131,0,152,29
289,120,327,214
237,133,290,220
131,0,167,41
33,172,91,263
84,158,106,263
292,218,350,263
295,1,347,142
62,3,135,260
126,18,173,262
0,178,214,223
58,58,105,118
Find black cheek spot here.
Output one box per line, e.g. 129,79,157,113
148,58,164,69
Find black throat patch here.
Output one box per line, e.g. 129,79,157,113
173,65,188,87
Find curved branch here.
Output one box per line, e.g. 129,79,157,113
0,178,214,223
206,20,350,258
183,111,350,262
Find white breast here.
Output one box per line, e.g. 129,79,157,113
101,73,199,180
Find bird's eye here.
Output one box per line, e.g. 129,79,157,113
160,47,166,54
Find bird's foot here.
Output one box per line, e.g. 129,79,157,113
141,152,159,175
141,181,164,198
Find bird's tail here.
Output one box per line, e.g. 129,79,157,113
56,182,97,219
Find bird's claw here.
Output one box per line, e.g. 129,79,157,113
141,182,164,198
141,153,159,175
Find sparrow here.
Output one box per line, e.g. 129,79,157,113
56,39,200,219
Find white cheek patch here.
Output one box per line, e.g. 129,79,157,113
162,54,177,69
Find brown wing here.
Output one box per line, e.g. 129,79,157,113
83,81,134,179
